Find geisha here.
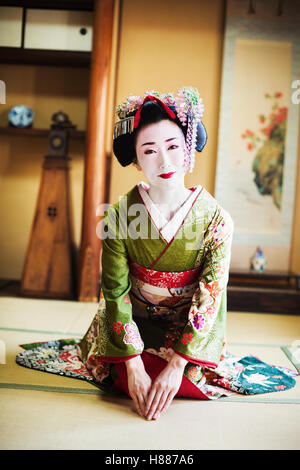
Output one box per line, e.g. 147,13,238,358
78,87,234,420
16,87,297,420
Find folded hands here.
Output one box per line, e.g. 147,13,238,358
125,353,188,421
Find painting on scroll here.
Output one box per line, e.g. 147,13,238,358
214,0,300,270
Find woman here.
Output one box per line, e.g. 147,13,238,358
16,88,297,420
80,87,233,420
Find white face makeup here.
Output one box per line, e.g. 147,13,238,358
135,120,187,188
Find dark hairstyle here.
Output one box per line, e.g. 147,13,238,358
113,100,207,167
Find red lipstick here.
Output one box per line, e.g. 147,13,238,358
159,172,175,179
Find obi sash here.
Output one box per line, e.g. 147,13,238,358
128,259,200,321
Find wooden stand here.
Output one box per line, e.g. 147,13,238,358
20,129,75,300
228,268,300,315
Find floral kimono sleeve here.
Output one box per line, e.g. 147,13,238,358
80,206,144,364
174,206,234,368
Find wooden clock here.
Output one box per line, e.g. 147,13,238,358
20,128,75,300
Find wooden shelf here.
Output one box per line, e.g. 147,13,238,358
229,268,299,290
230,267,297,279
0,126,85,139
228,269,300,314
228,286,300,315
0,47,91,68
0,0,94,11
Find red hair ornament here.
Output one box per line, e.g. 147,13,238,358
133,95,176,129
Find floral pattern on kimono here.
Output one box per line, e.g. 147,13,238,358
173,205,234,367
78,184,234,372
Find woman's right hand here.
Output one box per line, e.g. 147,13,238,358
125,355,152,417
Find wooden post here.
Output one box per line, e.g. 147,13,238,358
78,0,115,301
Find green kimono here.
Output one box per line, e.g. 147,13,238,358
77,181,234,397
16,181,297,398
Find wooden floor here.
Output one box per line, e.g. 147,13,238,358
0,289,300,450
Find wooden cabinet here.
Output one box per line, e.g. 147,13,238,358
24,9,93,52
0,1,94,66
228,269,300,315
0,7,23,47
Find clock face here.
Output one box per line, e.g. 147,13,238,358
9,105,34,128
56,113,66,121
50,134,64,150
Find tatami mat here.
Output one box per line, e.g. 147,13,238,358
1,388,300,450
0,296,96,334
0,295,300,450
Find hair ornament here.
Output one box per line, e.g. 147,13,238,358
115,87,204,122
175,87,204,124
113,87,206,172
174,87,204,173
113,115,135,139
133,95,176,129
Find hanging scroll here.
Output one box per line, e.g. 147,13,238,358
215,0,300,270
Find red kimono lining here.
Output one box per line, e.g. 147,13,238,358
174,351,218,369
99,353,141,364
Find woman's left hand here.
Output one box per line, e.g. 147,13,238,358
145,353,187,420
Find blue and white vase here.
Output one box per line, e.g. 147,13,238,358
250,246,267,273
8,105,34,128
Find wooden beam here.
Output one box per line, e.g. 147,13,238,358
77,0,115,301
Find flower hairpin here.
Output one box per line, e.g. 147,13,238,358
115,87,205,173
